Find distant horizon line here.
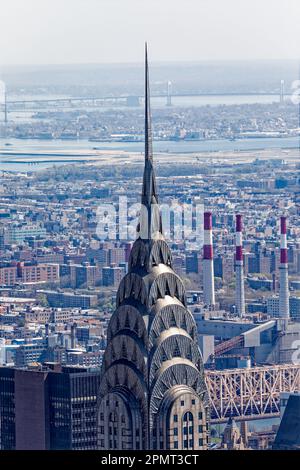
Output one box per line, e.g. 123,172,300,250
1,58,299,69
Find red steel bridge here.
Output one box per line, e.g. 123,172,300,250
205,363,300,423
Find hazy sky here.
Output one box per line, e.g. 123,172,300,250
0,0,299,65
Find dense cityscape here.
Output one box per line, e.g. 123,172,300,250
0,78,299,451
0,0,300,458
1,98,299,142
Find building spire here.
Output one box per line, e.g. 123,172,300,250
139,43,161,239
145,42,153,161
141,43,158,208
98,46,210,451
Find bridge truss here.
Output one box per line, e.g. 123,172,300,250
205,364,300,423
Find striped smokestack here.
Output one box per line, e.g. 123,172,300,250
203,211,215,306
279,216,289,320
235,214,245,317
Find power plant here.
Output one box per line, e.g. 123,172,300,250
197,213,300,369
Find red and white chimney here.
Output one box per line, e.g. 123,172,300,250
235,214,245,317
203,212,215,306
279,216,289,320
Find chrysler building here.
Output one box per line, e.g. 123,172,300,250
98,44,210,451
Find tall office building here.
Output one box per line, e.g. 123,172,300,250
98,45,210,451
0,364,100,450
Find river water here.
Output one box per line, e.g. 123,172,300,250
0,91,299,172
0,135,299,172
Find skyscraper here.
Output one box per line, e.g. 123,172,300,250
0,364,100,450
97,45,210,451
